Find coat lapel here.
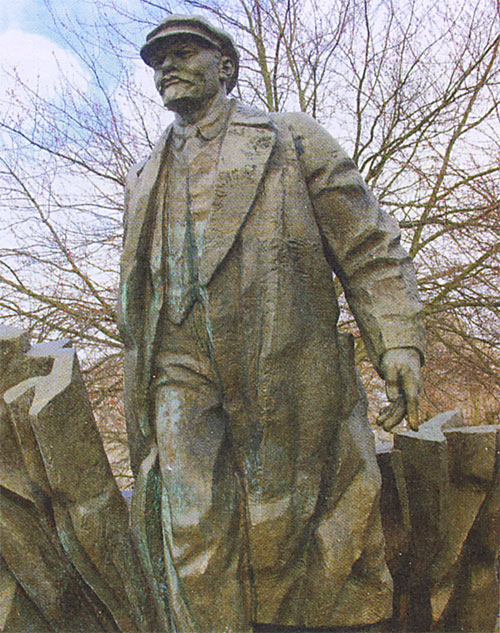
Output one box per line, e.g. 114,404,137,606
199,103,276,286
121,102,275,311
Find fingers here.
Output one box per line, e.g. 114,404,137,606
406,398,419,431
376,395,406,431
401,367,421,431
379,348,423,432
384,362,400,402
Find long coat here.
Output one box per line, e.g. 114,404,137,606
118,100,425,629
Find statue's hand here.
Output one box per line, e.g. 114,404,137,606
376,348,422,432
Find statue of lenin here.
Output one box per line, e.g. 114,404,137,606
118,15,425,633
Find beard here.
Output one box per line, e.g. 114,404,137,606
159,80,222,118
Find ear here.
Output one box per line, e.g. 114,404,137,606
219,55,235,87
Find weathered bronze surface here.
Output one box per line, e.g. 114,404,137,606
118,15,425,632
0,325,158,633
2,327,498,633
378,410,500,633
1,333,498,633
1,16,498,633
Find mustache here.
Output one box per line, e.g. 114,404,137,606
157,75,195,91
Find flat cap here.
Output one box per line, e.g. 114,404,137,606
140,15,239,93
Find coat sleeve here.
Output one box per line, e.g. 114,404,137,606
122,160,146,245
285,113,425,373
119,160,153,478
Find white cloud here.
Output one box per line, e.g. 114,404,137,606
0,29,90,100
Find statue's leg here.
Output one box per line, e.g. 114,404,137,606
151,304,253,633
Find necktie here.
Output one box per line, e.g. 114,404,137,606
166,128,203,324
173,124,199,158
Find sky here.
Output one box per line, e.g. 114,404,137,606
0,0,166,252
0,0,170,134
0,0,158,99
1,1,94,100
0,0,54,39
0,0,139,52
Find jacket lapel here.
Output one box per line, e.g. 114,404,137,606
121,102,275,300
199,103,276,286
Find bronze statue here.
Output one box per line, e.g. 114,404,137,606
118,15,425,633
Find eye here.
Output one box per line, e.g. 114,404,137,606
176,46,195,59
150,52,166,68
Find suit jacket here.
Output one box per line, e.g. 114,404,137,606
118,99,425,627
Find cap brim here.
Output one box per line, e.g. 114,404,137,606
140,29,238,93
141,26,222,64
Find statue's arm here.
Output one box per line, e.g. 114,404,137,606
288,113,425,429
117,162,142,344
119,160,148,478
122,160,145,244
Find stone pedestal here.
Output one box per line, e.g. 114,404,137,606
0,326,158,633
378,411,500,633
1,326,498,633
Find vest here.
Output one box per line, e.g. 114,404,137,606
163,125,225,324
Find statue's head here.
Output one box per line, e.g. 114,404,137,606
141,15,239,113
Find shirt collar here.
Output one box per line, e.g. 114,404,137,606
173,95,232,142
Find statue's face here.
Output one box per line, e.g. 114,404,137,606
152,35,225,111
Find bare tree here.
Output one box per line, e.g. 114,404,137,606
1,0,498,482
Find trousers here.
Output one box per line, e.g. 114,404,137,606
152,300,253,633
